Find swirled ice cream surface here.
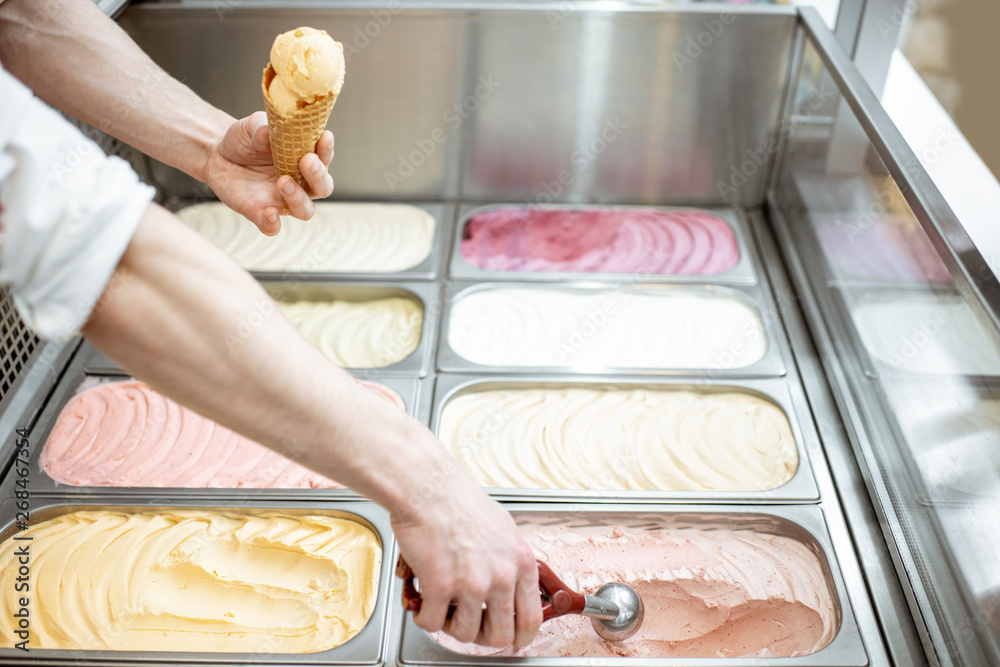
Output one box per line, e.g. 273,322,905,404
40,380,403,488
447,288,766,369
460,207,739,275
433,518,837,658
439,387,797,491
0,510,381,652
178,202,434,272
278,296,422,368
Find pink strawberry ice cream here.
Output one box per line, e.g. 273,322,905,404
40,380,404,488
460,207,739,274
433,517,838,658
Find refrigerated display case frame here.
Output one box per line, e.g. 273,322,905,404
2,3,997,665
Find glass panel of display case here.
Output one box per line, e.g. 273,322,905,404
773,34,1000,666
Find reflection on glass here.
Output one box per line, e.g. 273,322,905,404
850,292,1000,375
881,377,1000,650
774,36,1000,664
813,213,951,283
881,378,1000,501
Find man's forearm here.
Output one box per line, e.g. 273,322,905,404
0,0,231,182
81,204,450,516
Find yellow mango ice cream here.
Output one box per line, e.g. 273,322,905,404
0,510,381,653
268,27,345,115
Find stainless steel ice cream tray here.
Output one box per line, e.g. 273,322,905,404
267,281,437,377
435,281,787,378
429,374,820,503
397,503,867,666
447,203,758,286
167,197,451,282
82,281,438,378
12,349,423,499
0,498,396,666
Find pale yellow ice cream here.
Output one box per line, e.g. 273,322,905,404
439,388,798,491
0,510,381,653
278,297,422,367
268,27,345,115
177,202,435,273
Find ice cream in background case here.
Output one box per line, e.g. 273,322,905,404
0,510,381,652
815,215,951,283
447,287,767,369
461,207,740,275
879,378,1000,498
851,292,1000,375
439,387,798,491
432,516,839,658
177,202,435,273
40,379,404,488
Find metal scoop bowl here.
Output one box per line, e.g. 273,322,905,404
537,561,644,642
396,557,644,643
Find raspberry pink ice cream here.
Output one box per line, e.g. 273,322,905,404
460,207,739,274
434,517,838,658
40,380,404,488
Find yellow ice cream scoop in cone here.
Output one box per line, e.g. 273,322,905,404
262,26,345,210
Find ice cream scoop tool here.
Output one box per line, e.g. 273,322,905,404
395,556,644,642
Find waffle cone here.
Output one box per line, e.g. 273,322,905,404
262,64,337,187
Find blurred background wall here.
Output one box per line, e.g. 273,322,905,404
902,0,1000,180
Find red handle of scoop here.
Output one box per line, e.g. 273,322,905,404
395,555,586,621
536,560,587,620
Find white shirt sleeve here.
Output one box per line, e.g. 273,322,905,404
0,64,155,341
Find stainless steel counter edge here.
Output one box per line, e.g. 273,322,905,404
0,340,78,479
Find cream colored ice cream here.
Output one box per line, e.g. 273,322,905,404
447,288,767,369
268,27,345,115
40,379,404,488
177,202,435,272
434,518,837,658
852,293,1000,374
278,296,422,367
439,388,798,491
0,510,381,652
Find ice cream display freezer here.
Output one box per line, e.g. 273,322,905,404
0,2,998,666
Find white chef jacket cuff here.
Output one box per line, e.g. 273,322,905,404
0,67,155,341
